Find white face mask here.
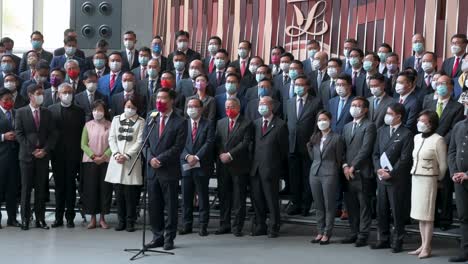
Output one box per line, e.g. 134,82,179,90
421,62,433,73
327,67,338,78
122,81,134,92
60,94,73,106
370,87,383,97
395,83,405,95
335,85,347,97
349,106,362,118
124,40,135,50
124,107,137,118
186,107,200,119
417,121,430,133
4,81,16,91
461,61,468,73
312,60,321,71
451,45,462,55
34,95,44,106
280,63,290,72
110,61,122,72
208,44,219,55
86,82,97,93
177,41,188,50
189,69,201,79
384,114,394,126
317,120,330,131
431,81,438,90
249,64,259,74
93,110,104,121
465,79,468,88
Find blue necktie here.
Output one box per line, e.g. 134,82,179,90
374,98,380,110
5,110,12,127
148,80,155,98
289,84,295,99
330,81,336,97
298,98,304,118
337,99,345,120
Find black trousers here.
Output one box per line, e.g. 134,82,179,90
435,171,453,226
20,158,49,222
250,172,280,230
455,181,468,258
289,152,312,211
114,184,140,224
181,174,210,228
344,177,374,240
217,165,247,231
52,157,80,222
148,178,179,243
81,162,112,215
0,154,19,221
377,181,407,242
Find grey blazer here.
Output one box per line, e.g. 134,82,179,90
367,94,394,129
308,132,344,177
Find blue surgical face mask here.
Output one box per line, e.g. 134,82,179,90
294,85,305,97
436,84,448,97
258,86,269,98
225,82,237,94
147,68,158,78
258,104,269,117
93,59,105,69
363,61,373,72
349,57,360,67
412,42,424,53
215,59,226,69
1,63,13,73
152,44,161,54
174,61,185,71
31,40,43,50
256,73,265,83
289,69,298,80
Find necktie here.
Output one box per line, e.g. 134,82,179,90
5,110,12,127
149,80,155,98
452,57,460,77
110,73,116,91
33,109,40,130
229,119,235,133
317,71,323,88
217,71,222,85
159,115,166,137
31,70,36,80
283,75,288,85
52,90,57,103
240,61,246,77
89,93,94,105
374,98,380,110
128,51,133,66
192,121,198,141
352,122,357,135
297,98,304,118
209,57,215,73
399,97,403,104
390,127,395,137
71,81,76,91
415,57,421,71
141,66,146,80
262,120,268,135
425,75,431,88
330,80,336,97
436,101,443,117
352,71,357,89
176,72,182,84
337,99,344,119
97,70,102,78
289,84,295,98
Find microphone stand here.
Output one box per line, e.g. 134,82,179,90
124,116,174,260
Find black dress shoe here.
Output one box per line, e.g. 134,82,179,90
301,209,311,217
286,206,301,216
199,226,208,236
21,221,29,230
319,239,330,245
51,221,64,228
370,241,390,249
36,221,49,230
66,221,75,228
268,230,279,238
448,255,468,262
233,230,243,237
311,237,322,244
279,188,290,195
179,227,193,235
126,223,135,232
145,239,164,249
215,227,231,235
115,222,126,231
7,220,21,227
250,226,267,236
340,236,357,244
391,240,403,253
163,242,174,251
355,239,368,247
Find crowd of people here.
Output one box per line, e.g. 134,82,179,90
0,28,467,260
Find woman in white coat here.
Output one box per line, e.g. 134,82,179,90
105,96,144,232
409,110,447,259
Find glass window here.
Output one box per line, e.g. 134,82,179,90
1,0,33,52
43,0,71,51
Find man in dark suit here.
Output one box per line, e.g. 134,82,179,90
244,79,282,121
416,52,438,98
20,61,51,98
402,33,425,73
309,51,330,95
111,72,146,118
179,98,215,236
203,36,222,74
132,47,151,81
19,31,53,73
215,97,253,236
177,59,214,98
167,30,201,71
53,29,85,59
215,73,245,120
0,88,21,227
342,38,358,73
151,35,168,73
149,71,185,113
48,83,85,228
279,59,304,117
208,49,229,90
97,52,124,104
229,40,252,79
15,84,57,230
448,117,468,263
50,36,86,71
442,34,467,79
317,58,341,111
250,96,288,238
302,39,320,76
74,70,107,121
368,75,394,129
427,75,464,230
377,43,392,74
341,96,377,247
347,48,367,97
286,75,323,216
371,103,413,253
171,51,190,87
385,52,401,97
2,74,27,109
1,37,22,74
138,58,161,113
144,88,187,251
274,52,294,104
394,71,422,133
0,55,19,85
269,46,284,77
64,59,86,94
120,31,140,71
89,51,110,79
244,66,276,101
328,73,354,134
19,50,42,81
84,39,109,71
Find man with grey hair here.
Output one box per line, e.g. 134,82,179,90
64,59,86,93
215,96,253,237
48,82,85,228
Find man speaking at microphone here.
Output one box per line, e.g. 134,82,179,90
144,88,187,250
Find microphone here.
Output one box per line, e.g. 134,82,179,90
147,111,159,125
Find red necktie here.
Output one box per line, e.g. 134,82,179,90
209,57,215,74
192,121,198,141
229,119,235,133
159,115,166,137
109,73,116,91
262,120,268,135
240,61,246,77
33,109,40,130
31,70,36,80
399,98,403,104
452,57,460,77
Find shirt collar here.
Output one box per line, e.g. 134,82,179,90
191,117,201,126
437,97,450,105
354,116,364,124
229,114,240,123
226,92,237,99
262,115,273,124
29,104,40,112
124,90,134,96
390,122,402,130
297,93,308,102
0,105,7,114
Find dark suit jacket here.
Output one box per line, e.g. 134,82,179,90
214,93,246,120
229,58,251,78
342,118,377,179
208,70,226,89
448,119,468,175
49,55,86,71
442,55,466,78
20,50,53,73
68,79,86,94
176,78,196,98
373,124,413,185
167,49,201,71
0,109,19,161
74,90,107,121
180,118,215,177
309,70,330,95
121,49,140,71
145,110,187,181
14,105,57,162
10,54,21,74
132,66,146,81
244,97,282,121
402,55,424,74
354,72,371,98
286,94,323,154
317,79,337,111
367,94,394,129
328,96,354,135
110,92,147,118
19,69,33,81
427,99,464,144
422,92,437,110
48,103,85,161
53,47,85,59
20,80,51,98
307,131,344,177
250,116,288,178
43,88,59,108
302,58,314,76
149,90,185,114
215,115,253,176
138,77,161,105
398,92,422,133
415,72,435,98
14,93,28,109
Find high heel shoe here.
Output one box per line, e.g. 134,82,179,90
320,236,331,245
311,235,323,243
408,246,423,255
418,248,431,259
